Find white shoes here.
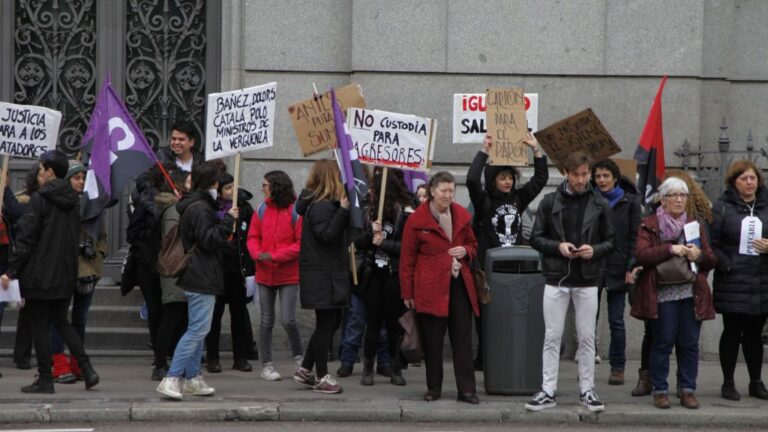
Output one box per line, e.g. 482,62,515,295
182,375,215,396
156,377,183,400
260,363,282,381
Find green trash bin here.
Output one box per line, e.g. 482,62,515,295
482,245,544,395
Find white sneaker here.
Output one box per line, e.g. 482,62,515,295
260,363,282,381
580,388,605,412
294,355,303,372
525,390,556,411
182,375,215,396
156,377,183,400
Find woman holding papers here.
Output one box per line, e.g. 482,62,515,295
632,177,716,410
710,160,768,401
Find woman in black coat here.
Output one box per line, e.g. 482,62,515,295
711,160,768,401
293,159,350,394
354,168,413,387
155,161,237,400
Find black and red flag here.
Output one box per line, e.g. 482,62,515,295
634,75,668,204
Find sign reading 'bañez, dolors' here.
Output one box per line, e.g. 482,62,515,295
346,108,436,171
205,82,277,160
0,101,62,159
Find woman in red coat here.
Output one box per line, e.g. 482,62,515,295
400,171,479,404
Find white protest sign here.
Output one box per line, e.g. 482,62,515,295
452,93,538,144
739,216,762,256
346,108,436,172
0,102,62,159
205,82,277,160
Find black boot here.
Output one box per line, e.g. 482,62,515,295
22,372,54,394
749,380,768,399
360,358,374,386
389,350,406,386
79,360,100,390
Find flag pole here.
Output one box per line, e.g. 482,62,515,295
0,155,10,216
154,160,180,198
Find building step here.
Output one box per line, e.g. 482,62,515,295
90,285,145,306
1,305,147,328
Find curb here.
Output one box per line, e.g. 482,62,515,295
1,400,767,426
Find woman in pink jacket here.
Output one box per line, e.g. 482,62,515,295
247,170,303,381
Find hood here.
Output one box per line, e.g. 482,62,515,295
294,189,312,216
483,165,519,199
236,187,253,203
723,184,768,207
155,191,179,211
177,191,214,214
39,178,79,211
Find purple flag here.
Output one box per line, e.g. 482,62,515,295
80,81,157,237
403,170,428,194
330,87,368,229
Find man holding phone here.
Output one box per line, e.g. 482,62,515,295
526,151,614,413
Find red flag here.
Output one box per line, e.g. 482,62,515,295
634,75,668,204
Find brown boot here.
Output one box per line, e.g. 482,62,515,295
631,369,652,396
653,393,671,409
680,392,699,409
609,369,624,385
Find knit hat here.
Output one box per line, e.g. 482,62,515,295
65,160,86,180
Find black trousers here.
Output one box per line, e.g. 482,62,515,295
154,301,188,368
26,298,89,378
416,277,476,395
206,271,250,360
720,312,768,383
13,306,33,364
362,269,405,369
302,308,340,377
138,269,163,349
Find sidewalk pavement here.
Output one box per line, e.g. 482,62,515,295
0,356,766,427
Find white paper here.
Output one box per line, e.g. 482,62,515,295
0,279,22,303
683,221,701,273
245,276,258,302
739,216,762,256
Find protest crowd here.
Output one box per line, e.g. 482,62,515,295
1,80,768,416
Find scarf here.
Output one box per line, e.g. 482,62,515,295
600,185,625,208
656,205,688,242
216,197,233,220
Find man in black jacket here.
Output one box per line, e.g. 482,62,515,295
525,151,613,413
1,150,99,393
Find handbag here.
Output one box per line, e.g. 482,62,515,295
472,260,490,304
398,309,423,364
655,255,695,285
120,247,139,296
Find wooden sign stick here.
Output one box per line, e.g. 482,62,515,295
377,167,388,223
232,153,241,210
0,156,10,216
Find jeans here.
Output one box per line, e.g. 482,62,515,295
650,297,701,394
338,293,389,367
51,289,95,354
26,298,89,378
541,285,598,395
258,284,302,364
602,289,627,371
167,292,216,379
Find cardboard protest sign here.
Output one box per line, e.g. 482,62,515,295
288,84,366,157
453,93,538,144
0,102,62,159
485,88,529,166
346,108,436,172
205,82,277,160
612,158,638,185
534,108,621,169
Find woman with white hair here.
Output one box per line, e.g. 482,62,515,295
631,177,717,410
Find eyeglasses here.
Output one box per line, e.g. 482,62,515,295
664,193,689,200
261,183,270,190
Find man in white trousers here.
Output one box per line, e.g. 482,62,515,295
526,151,614,412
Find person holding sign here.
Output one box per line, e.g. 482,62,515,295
710,161,768,401
466,132,548,370
632,177,716,410
293,160,351,395
526,151,612,413
353,168,414,387
400,172,480,404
